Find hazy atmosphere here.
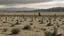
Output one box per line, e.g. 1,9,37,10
0,0,64,11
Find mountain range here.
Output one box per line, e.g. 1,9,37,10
0,7,64,12
32,7,64,12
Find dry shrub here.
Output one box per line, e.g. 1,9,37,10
10,24,15,27
23,25,31,30
11,28,20,34
44,31,52,36
30,23,33,25
3,28,7,32
47,23,52,26
41,28,46,31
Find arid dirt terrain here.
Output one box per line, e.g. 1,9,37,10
0,12,64,36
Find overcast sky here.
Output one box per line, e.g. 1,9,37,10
0,0,52,5
0,0,64,9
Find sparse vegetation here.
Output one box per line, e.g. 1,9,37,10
39,22,43,24
24,18,26,21
41,28,46,31
51,26,58,36
10,24,15,27
44,31,52,36
47,23,52,26
53,26,58,34
34,26,36,28
15,19,20,25
30,23,33,25
38,12,41,16
11,28,20,34
56,24,60,27
23,25,31,30
38,20,41,22
30,17,33,22
3,28,7,32
40,17,44,24
36,30,40,32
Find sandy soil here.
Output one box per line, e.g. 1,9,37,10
0,12,64,36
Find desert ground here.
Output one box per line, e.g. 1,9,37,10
0,12,64,36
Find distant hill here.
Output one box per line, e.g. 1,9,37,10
32,7,64,12
0,7,64,12
0,7,36,12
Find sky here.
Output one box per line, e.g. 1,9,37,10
0,0,64,9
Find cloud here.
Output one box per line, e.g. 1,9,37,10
0,0,52,5
0,0,64,9
21,0,64,9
